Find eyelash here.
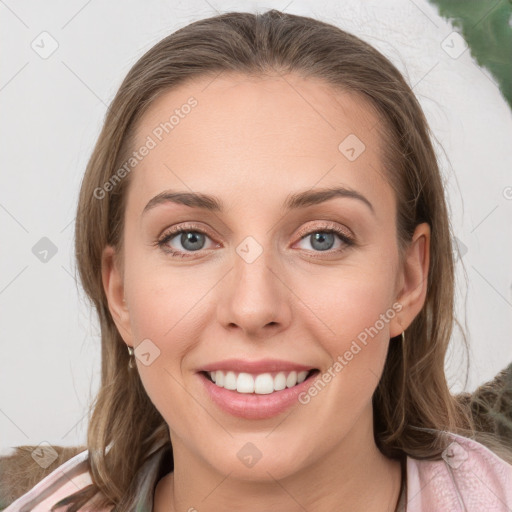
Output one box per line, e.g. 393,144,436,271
155,221,355,259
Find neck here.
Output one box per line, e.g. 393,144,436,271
154,417,403,512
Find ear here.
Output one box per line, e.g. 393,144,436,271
101,245,134,347
389,222,430,337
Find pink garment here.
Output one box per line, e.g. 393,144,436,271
4,432,512,511
405,432,512,511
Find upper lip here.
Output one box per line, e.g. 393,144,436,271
199,358,316,374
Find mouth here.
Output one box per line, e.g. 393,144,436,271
197,368,321,420
200,368,320,394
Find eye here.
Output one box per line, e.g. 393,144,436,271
294,222,354,254
156,223,219,258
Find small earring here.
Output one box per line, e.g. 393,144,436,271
127,345,136,369
401,331,405,343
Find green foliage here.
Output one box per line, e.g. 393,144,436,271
428,0,512,109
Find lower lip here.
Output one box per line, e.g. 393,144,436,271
198,370,319,420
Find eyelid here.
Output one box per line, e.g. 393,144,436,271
294,220,354,242
158,221,353,243
158,221,217,240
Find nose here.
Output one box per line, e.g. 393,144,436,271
216,238,292,339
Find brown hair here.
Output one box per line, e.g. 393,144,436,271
0,445,85,506
46,8,511,511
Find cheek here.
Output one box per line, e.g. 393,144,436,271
122,255,221,428
123,233,213,343
291,268,397,432
290,251,399,405
296,264,397,346
123,262,213,429
336,277,395,343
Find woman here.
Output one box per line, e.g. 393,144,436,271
3,9,511,512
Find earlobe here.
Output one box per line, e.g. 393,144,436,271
101,245,133,345
390,222,431,337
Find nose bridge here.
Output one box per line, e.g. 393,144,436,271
217,232,290,334
234,234,275,289
233,233,280,306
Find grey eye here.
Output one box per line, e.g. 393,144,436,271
308,232,336,251
176,231,207,251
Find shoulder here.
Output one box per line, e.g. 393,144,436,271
1,448,108,512
405,431,512,512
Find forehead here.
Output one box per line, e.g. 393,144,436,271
127,72,390,215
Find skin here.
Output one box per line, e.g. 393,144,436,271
102,72,430,511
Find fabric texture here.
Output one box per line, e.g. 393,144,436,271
2,431,512,512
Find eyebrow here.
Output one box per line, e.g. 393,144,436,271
141,186,375,216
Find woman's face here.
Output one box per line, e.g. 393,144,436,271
103,72,429,481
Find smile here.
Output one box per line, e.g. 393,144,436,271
205,369,312,394
198,368,320,420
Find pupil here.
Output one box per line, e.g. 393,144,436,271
182,232,205,251
311,232,334,251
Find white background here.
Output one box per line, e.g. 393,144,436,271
1,0,511,454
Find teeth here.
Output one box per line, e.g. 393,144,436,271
274,372,287,391
224,371,237,390
208,370,310,394
286,371,298,388
237,373,255,393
